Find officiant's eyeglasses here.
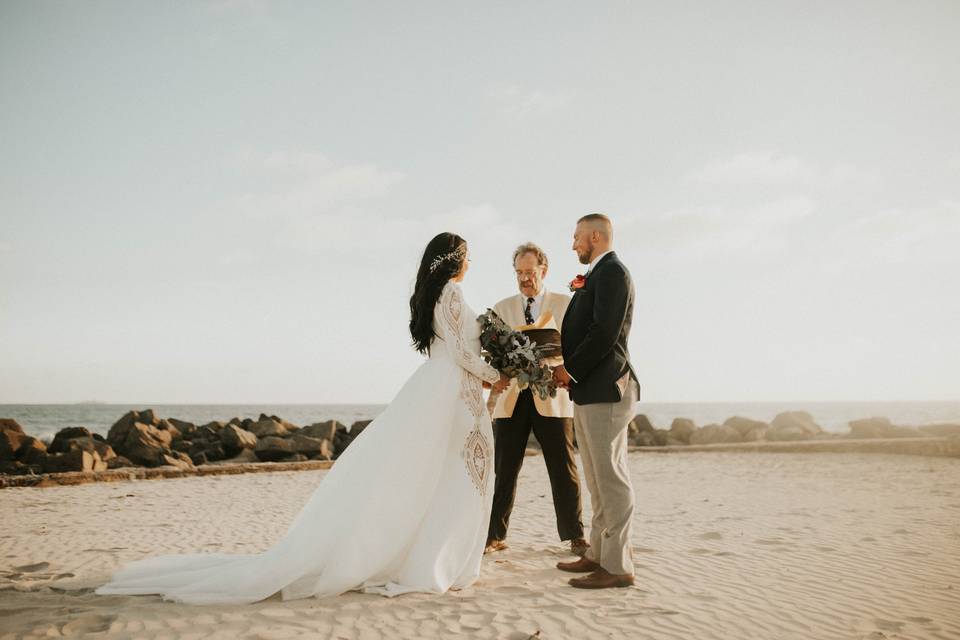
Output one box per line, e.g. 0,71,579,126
515,270,539,279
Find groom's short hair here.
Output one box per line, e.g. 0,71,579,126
577,213,613,238
512,242,548,269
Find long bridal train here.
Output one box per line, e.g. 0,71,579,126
96,282,500,604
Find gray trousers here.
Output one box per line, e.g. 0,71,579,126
573,380,638,576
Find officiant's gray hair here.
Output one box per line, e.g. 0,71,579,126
512,242,549,269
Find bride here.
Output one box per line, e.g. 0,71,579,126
96,232,509,604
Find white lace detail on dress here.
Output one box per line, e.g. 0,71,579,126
438,283,500,389
461,424,492,495
438,282,496,495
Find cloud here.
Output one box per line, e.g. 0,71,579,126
632,196,818,258
486,83,572,117
688,152,877,188
690,152,813,184
227,150,404,222
825,199,960,266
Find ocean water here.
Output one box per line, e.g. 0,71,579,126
2,401,959,441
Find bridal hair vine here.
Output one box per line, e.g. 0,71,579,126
429,244,467,273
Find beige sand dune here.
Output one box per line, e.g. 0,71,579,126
2,452,958,639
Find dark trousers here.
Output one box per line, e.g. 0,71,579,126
487,389,585,542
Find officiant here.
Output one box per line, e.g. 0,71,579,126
485,243,588,557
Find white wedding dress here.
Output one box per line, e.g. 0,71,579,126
96,281,501,604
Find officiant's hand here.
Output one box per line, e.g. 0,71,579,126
552,365,572,389
491,373,510,394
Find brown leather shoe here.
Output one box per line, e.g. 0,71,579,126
484,539,508,554
570,537,590,557
569,568,635,589
556,557,601,573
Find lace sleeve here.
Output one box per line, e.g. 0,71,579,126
438,283,501,384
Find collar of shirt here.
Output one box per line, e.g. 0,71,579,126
586,250,613,275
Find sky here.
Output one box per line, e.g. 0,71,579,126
1,1,958,404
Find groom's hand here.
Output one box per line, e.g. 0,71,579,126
491,373,510,394
552,365,572,388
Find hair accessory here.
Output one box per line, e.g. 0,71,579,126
429,244,467,273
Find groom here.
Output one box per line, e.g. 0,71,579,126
552,213,639,589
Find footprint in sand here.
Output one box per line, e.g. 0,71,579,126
458,613,495,630
874,618,905,632
753,538,785,546
13,562,50,573
698,532,723,540
905,616,933,624
61,613,117,636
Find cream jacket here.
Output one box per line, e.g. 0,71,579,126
490,290,574,419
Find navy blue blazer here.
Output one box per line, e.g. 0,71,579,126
560,251,639,405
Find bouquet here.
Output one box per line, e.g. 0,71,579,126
477,309,559,401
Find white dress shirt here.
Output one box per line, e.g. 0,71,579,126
523,290,546,324
585,249,613,276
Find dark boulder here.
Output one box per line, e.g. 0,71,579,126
0,427,26,460
631,415,656,433
56,436,117,462
690,423,741,445
631,429,672,446
919,423,960,438
669,418,697,444
248,418,289,439
107,455,134,469
349,420,372,438
0,418,25,434
849,417,899,439
724,416,769,441
219,424,258,456
42,450,106,474
333,425,355,457
0,460,40,475
48,427,93,453
15,436,47,466
108,421,176,467
255,436,296,462
289,434,333,460
769,411,822,441
159,452,195,470
301,420,342,441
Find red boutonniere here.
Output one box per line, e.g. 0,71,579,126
568,274,587,292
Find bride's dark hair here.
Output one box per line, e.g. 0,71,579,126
409,232,467,354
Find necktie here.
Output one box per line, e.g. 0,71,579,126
524,297,535,325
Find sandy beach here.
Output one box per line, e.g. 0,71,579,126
2,450,958,640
